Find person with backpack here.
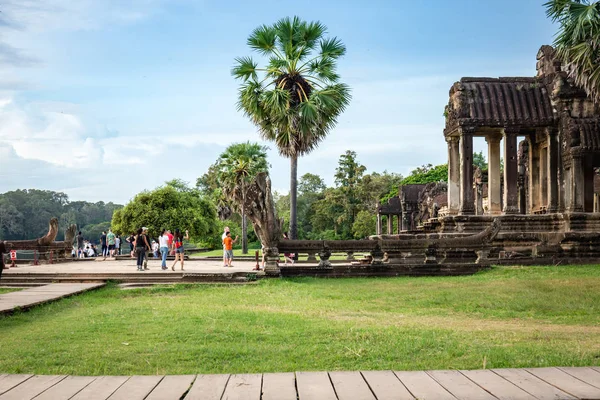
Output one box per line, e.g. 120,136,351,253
170,228,189,271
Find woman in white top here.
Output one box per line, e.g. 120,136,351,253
159,229,170,270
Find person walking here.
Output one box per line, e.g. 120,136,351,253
158,229,169,270
152,240,159,258
135,227,152,271
222,231,238,267
100,231,108,259
106,229,116,258
171,229,189,271
221,226,230,267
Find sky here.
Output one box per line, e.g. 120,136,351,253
0,0,556,204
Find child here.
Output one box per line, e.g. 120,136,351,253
222,231,238,267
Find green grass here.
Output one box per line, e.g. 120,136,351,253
0,288,21,294
0,265,599,375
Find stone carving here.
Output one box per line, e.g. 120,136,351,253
2,218,77,261
228,172,282,274
416,182,448,224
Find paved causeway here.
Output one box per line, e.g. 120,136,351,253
0,367,599,399
0,283,105,314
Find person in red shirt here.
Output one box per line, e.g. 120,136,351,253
166,230,174,255
222,231,238,267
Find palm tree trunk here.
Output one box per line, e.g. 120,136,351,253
242,211,248,254
289,155,298,239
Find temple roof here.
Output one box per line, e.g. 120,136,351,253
444,77,556,134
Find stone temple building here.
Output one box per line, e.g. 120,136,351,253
444,45,599,218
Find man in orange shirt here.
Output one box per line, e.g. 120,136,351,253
222,231,238,267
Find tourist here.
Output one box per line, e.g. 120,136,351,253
115,235,121,256
86,245,95,258
222,231,238,267
283,232,294,265
158,229,169,270
127,232,135,258
106,229,116,258
221,226,230,267
135,227,152,271
100,231,108,258
152,240,159,258
166,230,174,255
171,228,189,271
76,231,84,258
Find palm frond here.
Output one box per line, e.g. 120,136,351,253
320,37,346,59
232,56,259,82
247,24,279,56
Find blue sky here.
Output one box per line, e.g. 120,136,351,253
0,0,555,204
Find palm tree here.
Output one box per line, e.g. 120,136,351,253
232,16,351,239
215,142,269,254
546,0,600,102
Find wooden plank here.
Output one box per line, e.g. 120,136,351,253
428,370,496,400
559,367,600,389
527,367,600,399
0,375,33,396
70,376,130,400
33,376,96,400
185,374,230,400
361,370,414,400
220,374,262,400
145,375,195,400
461,369,536,400
107,375,163,400
261,373,296,400
0,375,66,400
394,371,456,400
330,371,376,400
296,371,337,400
493,368,576,400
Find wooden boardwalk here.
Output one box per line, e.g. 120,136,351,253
0,367,599,399
0,283,105,314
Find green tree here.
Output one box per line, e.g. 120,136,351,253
352,210,376,239
111,183,217,244
213,142,269,254
473,151,488,170
546,0,600,102
334,150,366,238
401,164,448,185
233,16,351,239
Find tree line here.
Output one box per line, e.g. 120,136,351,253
0,189,122,242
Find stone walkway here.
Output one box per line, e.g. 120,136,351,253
0,283,105,314
0,368,599,399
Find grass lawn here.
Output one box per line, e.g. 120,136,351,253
0,265,599,375
0,288,20,294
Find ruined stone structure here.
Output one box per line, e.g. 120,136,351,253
444,45,600,217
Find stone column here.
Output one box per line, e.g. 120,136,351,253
459,129,474,215
546,128,559,213
540,146,548,209
584,158,595,212
446,136,460,215
569,154,584,212
503,128,519,214
397,215,402,233
486,133,502,215
527,135,540,213
386,215,393,234
376,213,382,235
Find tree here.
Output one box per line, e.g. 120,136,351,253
334,150,366,237
352,210,376,239
401,164,448,185
232,16,351,239
473,151,488,170
213,142,269,254
111,183,217,244
546,0,600,102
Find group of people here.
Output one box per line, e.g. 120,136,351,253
129,227,189,271
74,230,122,259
